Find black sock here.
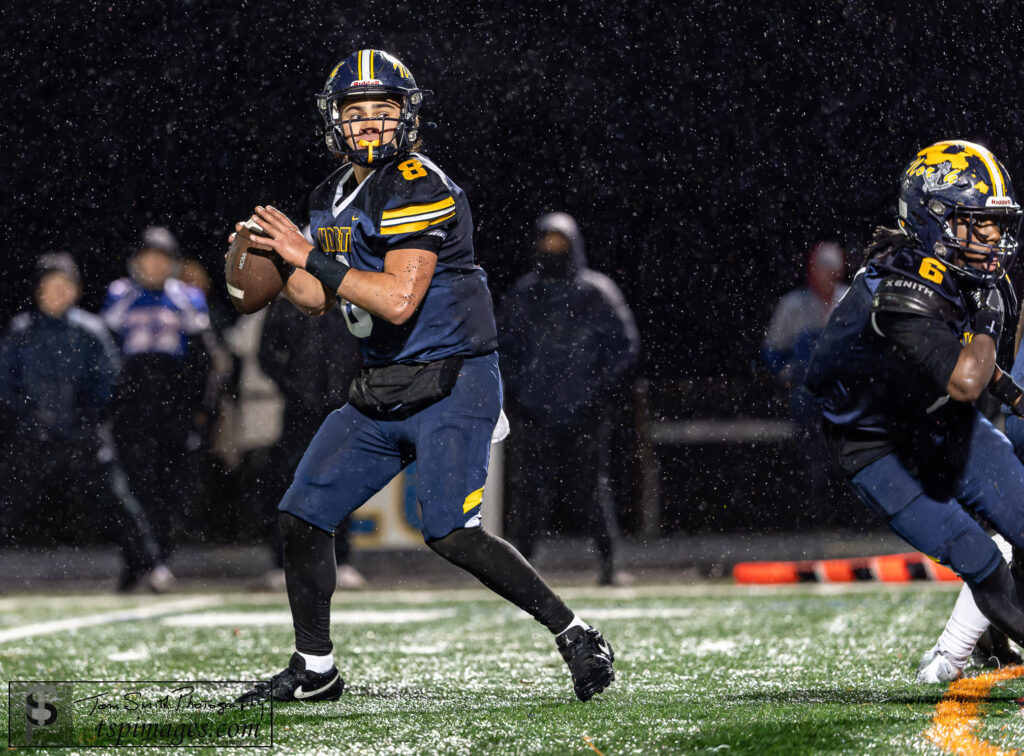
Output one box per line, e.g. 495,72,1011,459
427,527,574,634
280,512,336,655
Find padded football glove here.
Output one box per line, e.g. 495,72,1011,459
965,285,1004,343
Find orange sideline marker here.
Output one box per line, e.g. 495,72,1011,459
733,553,963,584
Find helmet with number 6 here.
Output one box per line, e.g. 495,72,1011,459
897,139,1023,286
316,49,424,167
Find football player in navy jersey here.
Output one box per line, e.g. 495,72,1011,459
805,140,1024,664
234,49,614,705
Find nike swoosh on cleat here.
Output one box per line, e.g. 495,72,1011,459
293,674,340,700
597,642,612,657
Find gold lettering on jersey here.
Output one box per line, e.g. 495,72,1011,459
318,226,352,254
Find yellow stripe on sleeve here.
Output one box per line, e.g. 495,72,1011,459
381,196,455,220
380,211,455,236
463,488,484,514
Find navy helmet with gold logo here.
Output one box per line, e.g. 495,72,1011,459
897,140,1023,286
316,49,424,167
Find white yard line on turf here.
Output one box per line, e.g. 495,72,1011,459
0,595,136,612
0,596,223,643
162,608,457,627
579,607,696,619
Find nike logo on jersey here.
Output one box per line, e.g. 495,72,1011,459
293,674,340,699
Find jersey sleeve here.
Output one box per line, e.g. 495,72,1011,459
376,163,457,253
873,312,962,393
869,274,964,392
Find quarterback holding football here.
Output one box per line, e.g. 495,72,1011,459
232,49,615,705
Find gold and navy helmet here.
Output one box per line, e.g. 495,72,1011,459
898,140,1023,286
316,49,424,167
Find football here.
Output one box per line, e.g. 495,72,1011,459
225,220,287,314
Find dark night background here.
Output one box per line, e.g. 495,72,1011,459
4,0,1024,537
5,0,1024,377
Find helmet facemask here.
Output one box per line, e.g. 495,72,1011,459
929,199,1023,286
318,91,422,167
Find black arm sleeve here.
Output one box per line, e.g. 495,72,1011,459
873,312,962,393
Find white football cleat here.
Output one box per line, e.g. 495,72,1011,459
916,648,963,684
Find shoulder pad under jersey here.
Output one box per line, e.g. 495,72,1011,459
871,274,956,321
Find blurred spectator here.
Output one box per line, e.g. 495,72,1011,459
498,212,640,586
176,256,235,508
101,226,212,562
258,293,365,590
0,253,173,591
762,241,849,522
762,242,849,385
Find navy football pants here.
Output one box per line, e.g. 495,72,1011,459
279,353,501,541
849,414,1024,584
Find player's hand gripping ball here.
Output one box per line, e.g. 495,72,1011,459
225,219,290,314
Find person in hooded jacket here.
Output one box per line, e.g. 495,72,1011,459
498,212,640,586
0,253,172,591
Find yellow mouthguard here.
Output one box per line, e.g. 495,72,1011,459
358,138,380,163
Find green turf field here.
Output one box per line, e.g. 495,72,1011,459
2,583,1023,755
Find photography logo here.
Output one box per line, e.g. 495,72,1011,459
8,680,271,749
26,686,58,738
9,682,75,746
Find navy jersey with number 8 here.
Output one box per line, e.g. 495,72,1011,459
308,153,497,367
